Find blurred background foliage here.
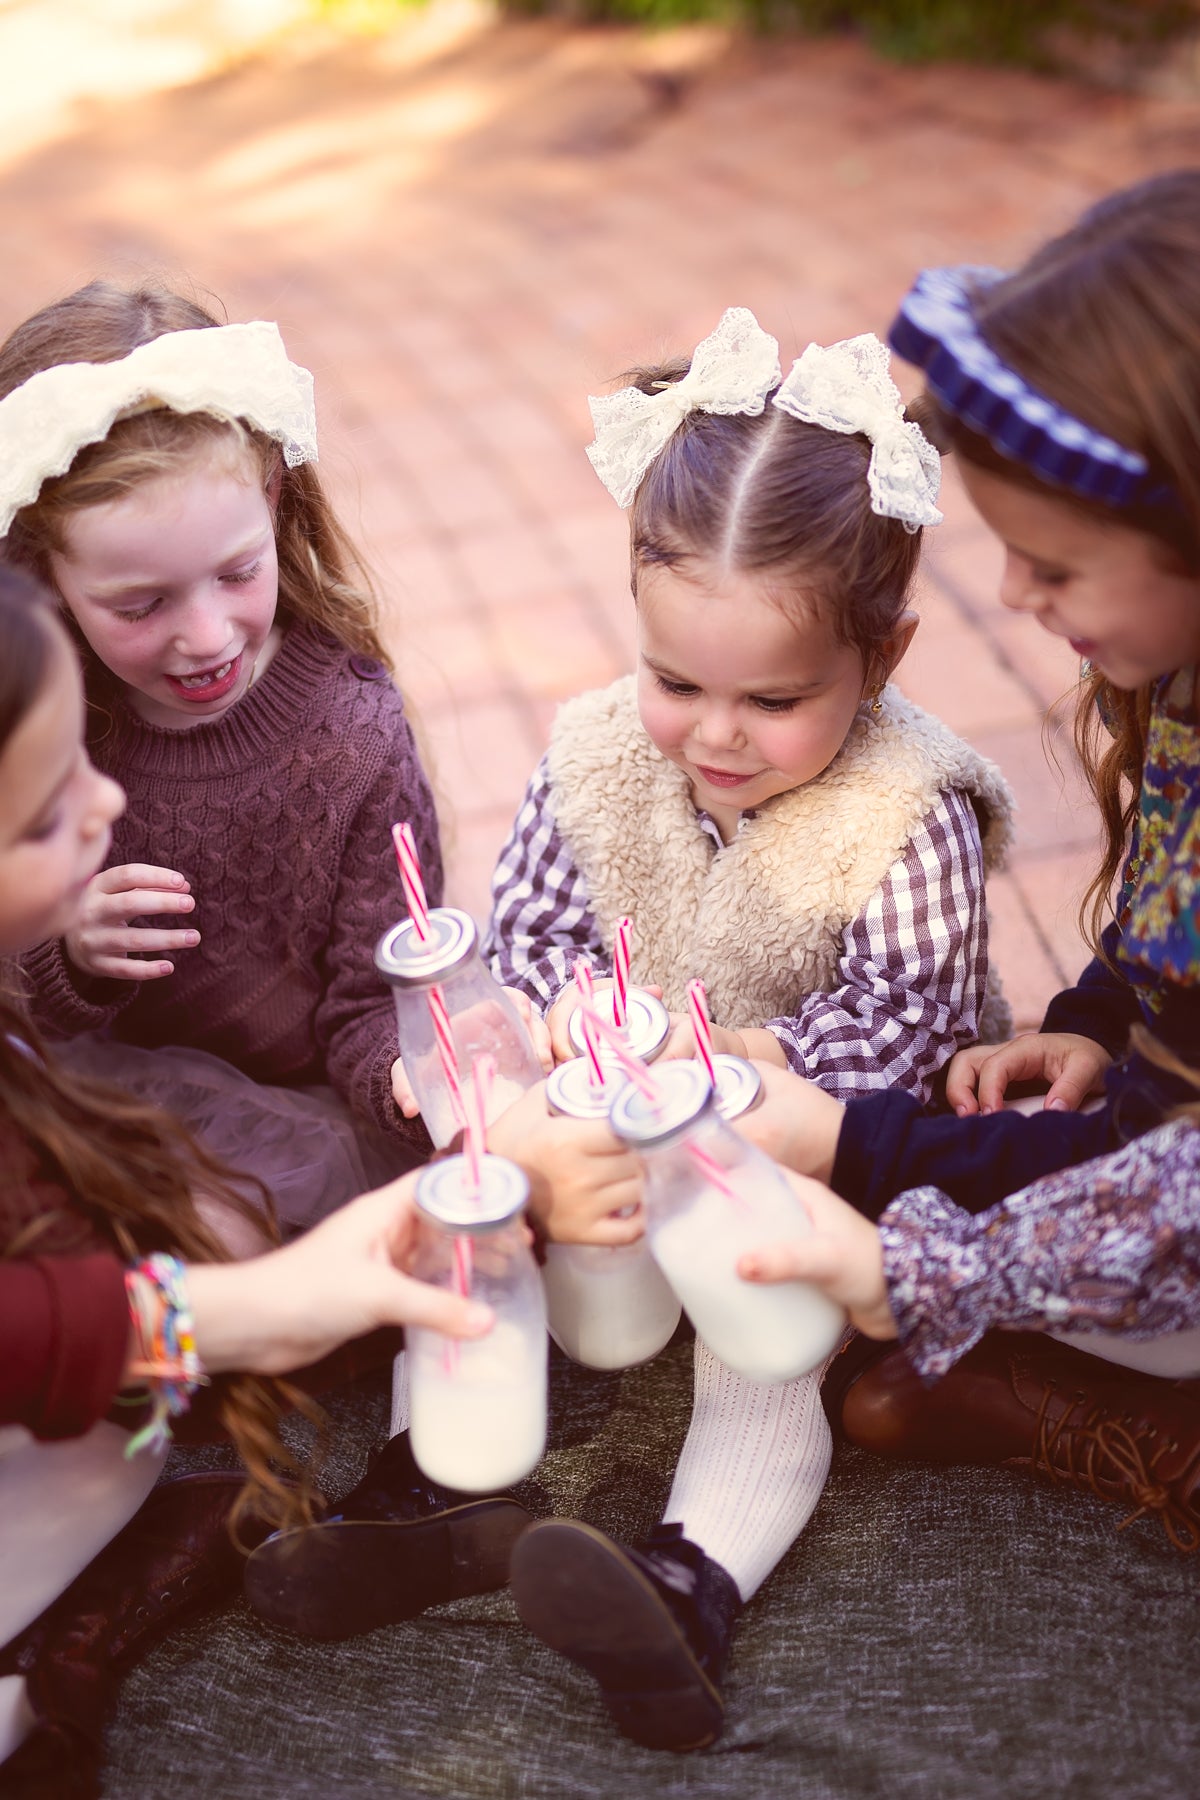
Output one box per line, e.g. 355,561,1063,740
311,0,1200,75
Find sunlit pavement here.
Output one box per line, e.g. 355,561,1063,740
4,1,1197,1024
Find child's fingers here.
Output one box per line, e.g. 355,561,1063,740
943,1044,992,1115
389,1056,420,1116
86,954,177,982
90,864,191,897
92,887,196,923
579,1210,645,1247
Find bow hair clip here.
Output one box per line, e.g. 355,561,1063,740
772,333,943,532
586,307,782,508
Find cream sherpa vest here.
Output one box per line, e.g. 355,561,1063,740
547,675,1014,1040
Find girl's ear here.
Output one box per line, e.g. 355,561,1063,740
265,459,284,514
871,609,919,689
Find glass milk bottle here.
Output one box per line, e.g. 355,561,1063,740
539,1060,682,1372
608,1062,846,1384
406,1154,548,1492
710,1054,763,1122
567,987,670,1065
375,909,543,1147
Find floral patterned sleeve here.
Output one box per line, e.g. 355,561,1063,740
878,1120,1200,1381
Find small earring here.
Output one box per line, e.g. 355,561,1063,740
869,685,883,717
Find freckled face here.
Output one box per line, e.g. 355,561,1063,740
959,460,1200,692
49,450,281,730
635,562,869,838
0,624,124,956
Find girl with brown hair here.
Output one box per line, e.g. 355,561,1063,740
0,562,492,1795
735,170,1200,1553
0,280,444,1229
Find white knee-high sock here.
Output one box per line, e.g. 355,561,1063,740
388,1351,410,1439
661,1338,833,1602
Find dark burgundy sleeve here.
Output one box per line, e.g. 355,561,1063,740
0,1255,129,1439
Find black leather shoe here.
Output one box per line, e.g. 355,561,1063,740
243,1432,531,1641
510,1519,741,1752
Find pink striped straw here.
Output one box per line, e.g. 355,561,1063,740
391,822,431,941
572,958,606,1091
578,1001,659,1101
611,917,632,1028
465,1054,494,1194
686,980,716,1085
581,1002,743,1206
427,982,466,1131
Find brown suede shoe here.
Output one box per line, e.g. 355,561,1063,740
840,1331,1200,1553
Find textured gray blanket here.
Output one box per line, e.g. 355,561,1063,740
103,1343,1198,1798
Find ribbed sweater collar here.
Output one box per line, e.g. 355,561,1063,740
88,627,345,779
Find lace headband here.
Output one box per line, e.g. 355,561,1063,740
586,307,941,530
887,264,1176,511
0,321,318,537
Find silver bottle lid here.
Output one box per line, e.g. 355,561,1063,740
608,1059,715,1149
566,988,670,1066
711,1054,763,1121
545,1057,625,1121
375,907,478,988
415,1153,530,1231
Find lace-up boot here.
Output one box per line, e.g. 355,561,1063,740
243,1430,531,1640
0,1472,263,1800
840,1331,1200,1551
509,1518,742,1752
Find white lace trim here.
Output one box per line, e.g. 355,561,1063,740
0,322,317,536
586,306,782,508
772,333,942,531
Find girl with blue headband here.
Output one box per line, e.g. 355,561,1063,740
741,170,1200,1548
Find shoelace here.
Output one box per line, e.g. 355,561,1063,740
1032,1387,1200,1554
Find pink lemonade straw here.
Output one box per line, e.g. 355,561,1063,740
391,822,430,942
686,980,716,1085
581,1002,743,1207
427,982,466,1132
611,917,632,1029
465,1054,494,1195
572,959,606,1091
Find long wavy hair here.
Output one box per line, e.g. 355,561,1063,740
918,169,1200,954
0,564,318,1534
0,279,388,684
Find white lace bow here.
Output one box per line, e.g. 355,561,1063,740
586,307,782,508
772,333,942,531
0,321,318,537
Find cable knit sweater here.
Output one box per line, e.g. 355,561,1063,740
21,626,441,1143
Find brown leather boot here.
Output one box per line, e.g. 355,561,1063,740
0,1472,266,1799
840,1331,1200,1553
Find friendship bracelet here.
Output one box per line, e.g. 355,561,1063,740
122,1253,208,1458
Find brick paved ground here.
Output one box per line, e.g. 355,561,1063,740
3,3,1199,1023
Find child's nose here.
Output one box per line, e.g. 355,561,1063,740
695,704,744,750
88,770,125,832
174,594,233,661
998,554,1036,614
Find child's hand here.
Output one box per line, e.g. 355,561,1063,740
390,1054,420,1119
503,986,554,1074
487,1084,643,1245
737,1171,897,1341
731,1063,846,1184
657,1017,789,1067
64,864,199,981
944,1033,1113,1117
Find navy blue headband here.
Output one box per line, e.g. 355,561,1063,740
888,264,1178,512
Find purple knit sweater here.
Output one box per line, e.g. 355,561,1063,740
22,626,442,1145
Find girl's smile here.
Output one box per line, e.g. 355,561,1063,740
635,564,874,843
49,451,283,731
959,461,1200,693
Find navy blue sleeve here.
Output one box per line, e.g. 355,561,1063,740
830,1089,1119,1220
1039,923,1141,1058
